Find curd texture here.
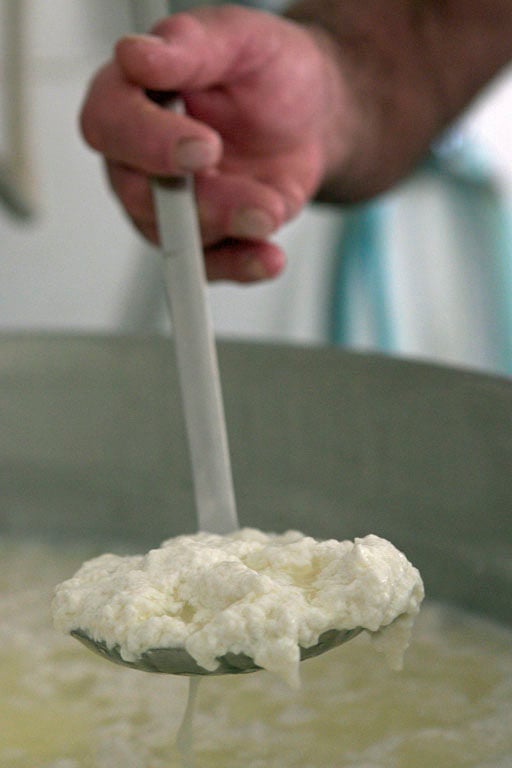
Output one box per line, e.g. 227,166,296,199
52,528,424,686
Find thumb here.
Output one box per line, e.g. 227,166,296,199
115,6,280,92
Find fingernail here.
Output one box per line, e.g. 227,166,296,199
241,255,271,281
231,209,275,240
175,139,219,172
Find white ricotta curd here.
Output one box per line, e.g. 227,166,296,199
52,528,424,687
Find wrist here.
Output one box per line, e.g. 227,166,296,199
286,0,512,203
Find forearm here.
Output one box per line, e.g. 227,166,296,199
285,0,512,202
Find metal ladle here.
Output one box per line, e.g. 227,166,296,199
69,99,364,676
71,626,364,676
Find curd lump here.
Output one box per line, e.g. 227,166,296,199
52,528,424,686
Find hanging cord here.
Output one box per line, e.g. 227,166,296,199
329,136,512,376
426,143,512,375
0,0,36,218
329,200,394,350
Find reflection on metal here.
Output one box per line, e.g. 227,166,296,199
0,0,36,219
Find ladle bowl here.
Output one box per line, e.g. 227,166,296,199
71,626,364,675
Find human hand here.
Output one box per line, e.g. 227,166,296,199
80,6,349,282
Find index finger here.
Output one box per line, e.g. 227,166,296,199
80,61,222,175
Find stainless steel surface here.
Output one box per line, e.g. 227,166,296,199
153,167,238,535
71,626,364,676
1,334,512,628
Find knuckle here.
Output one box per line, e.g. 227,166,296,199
79,99,102,151
79,65,116,151
275,179,307,220
107,163,154,222
122,179,153,221
151,12,203,42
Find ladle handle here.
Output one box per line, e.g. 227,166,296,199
152,110,238,535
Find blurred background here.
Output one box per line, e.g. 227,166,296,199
1,0,512,374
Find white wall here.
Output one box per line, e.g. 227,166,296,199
0,1,137,331
0,1,511,362
466,67,512,195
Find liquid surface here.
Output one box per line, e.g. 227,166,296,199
2,537,512,768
